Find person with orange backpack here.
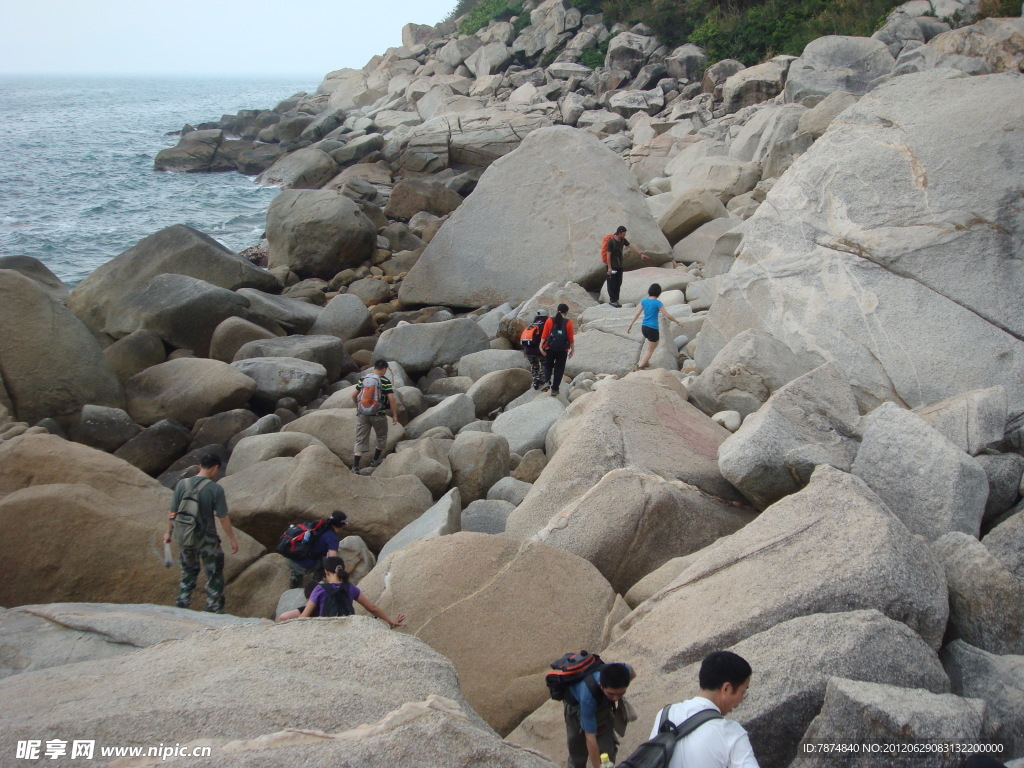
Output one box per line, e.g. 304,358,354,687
350,359,398,473
602,225,649,307
520,309,549,390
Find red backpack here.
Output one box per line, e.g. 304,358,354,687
545,651,605,701
521,322,543,349
600,233,615,265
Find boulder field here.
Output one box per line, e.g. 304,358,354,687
3,4,1023,766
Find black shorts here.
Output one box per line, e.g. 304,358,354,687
641,326,660,342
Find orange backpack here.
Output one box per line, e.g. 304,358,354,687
600,233,615,265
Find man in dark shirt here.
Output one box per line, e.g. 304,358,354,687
604,225,649,307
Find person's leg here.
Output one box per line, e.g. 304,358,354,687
200,539,226,613
563,704,589,768
370,413,388,466
637,340,656,369
353,413,371,470
286,557,309,589
606,271,622,305
176,546,200,608
551,351,568,394
542,354,554,392
528,355,543,388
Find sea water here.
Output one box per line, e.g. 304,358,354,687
0,74,318,286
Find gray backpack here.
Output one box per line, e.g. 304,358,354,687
173,477,211,550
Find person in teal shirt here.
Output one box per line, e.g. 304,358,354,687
627,283,686,370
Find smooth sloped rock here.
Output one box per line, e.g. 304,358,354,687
0,270,124,425
785,36,896,106
466,41,512,77
984,510,1024,581
220,445,431,552
976,453,1024,522
359,532,626,735
68,405,140,452
308,293,375,341
942,640,1024,755
671,217,739,265
281,409,404,467
533,468,755,594
226,432,328,475
926,17,1024,74
689,329,808,418
329,133,386,166
0,619,494,761
114,418,193,476
374,438,453,499
266,190,377,280
0,255,69,305
226,413,282,451
718,364,861,510
511,610,949,768
124,358,256,428
209,316,278,363
405,395,477,440
386,178,464,220
462,498,516,534
457,349,531,381
492,395,565,455
449,431,511,504
399,126,670,307
933,532,1024,656
235,288,322,334
0,603,262,680
852,402,988,541
374,319,489,375
103,328,168,381
230,357,327,407
795,678,983,768
796,90,859,138
506,370,744,539
563,330,643,378
622,555,698,609
234,335,352,382
486,477,532,507
596,266,694,304
670,155,762,204
656,189,729,245
913,386,1008,456
68,224,278,334
378,488,462,561
467,368,534,418
258,147,339,189
512,448,547,484
697,70,1024,415
722,56,794,113
0,433,279,617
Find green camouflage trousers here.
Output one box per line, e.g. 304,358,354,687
176,537,225,613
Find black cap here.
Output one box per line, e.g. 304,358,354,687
329,510,348,526
615,226,627,234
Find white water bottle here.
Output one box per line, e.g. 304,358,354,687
600,753,614,768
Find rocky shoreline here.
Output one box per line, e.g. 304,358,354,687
1,0,1024,765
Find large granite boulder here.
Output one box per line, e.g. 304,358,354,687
236,288,322,334
0,619,498,761
722,56,794,113
457,349,531,381
385,178,464,220
230,357,327,407
68,224,279,334
0,255,69,305
114,418,193,476
506,370,745,539
696,70,1024,415
359,532,627,735
0,270,124,425
373,318,490,375
785,35,896,106
942,640,1024,755
124,358,257,428
852,402,988,541
374,437,453,499
68,405,140,452
399,126,670,307
0,603,261,680
405,395,477,440
377,488,461,561
467,367,533,418
492,395,565,455
225,432,328,475
0,434,282,618
308,293,375,341
913,386,1008,456
532,468,756,594
266,190,377,280
233,335,353,382
209,316,278,363
219,445,432,552
258,147,340,189
103,328,167,381
449,430,511,504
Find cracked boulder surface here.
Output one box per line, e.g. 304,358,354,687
0,433,289,619
356,531,628,736
696,68,1024,413
398,125,671,308
505,368,748,541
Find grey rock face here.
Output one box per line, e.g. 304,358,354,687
984,509,1024,581
852,402,988,541
235,289,322,334
461,498,516,534
405,394,477,440
942,639,1024,756
378,488,462,561
114,418,192,476
374,318,490,375
486,476,532,507
492,394,566,455
913,386,1008,456
230,357,327,408
718,364,861,510
258,147,339,189
233,335,352,383
69,405,141,453
785,35,896,106
449,430,510,504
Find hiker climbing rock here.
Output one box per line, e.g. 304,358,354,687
277,510,349,589
351,359,398,473
520,308,549,390
164,453,238,614
602,225,649,308
277,556,405,626
627,283,686,371
540,303,575,397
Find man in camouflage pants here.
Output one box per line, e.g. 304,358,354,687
163,453,239,613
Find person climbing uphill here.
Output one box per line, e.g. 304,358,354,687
601,225,649,307
277,556,405,627
627,283,685,371
540,303,575,397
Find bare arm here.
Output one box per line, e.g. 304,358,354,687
659,305,682,326
585,733,602,768
626,305,643,331
297,599,317,619
219,516,239,554
356,593,405,628
630,244,649,260
387,392,399,424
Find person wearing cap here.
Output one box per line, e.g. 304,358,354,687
602,225,649,308
285,510,350,588
540,303,575,397
520,308,549,390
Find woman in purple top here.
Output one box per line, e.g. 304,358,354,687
627,283,686,371
277,557,405,627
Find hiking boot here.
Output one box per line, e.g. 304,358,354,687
610,301,621,308
551,389,559,397
540,382,550,392
350,463,360,473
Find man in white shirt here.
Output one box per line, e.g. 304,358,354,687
651,651,760,768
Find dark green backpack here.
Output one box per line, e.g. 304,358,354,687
173,477,211,550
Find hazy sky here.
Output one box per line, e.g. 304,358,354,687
0,0,457,76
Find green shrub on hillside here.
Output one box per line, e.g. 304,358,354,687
457,0,525,35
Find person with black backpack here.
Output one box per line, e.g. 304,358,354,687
520,308,549,390
540,303,575,397
277,556,405,627
620,651,758,768
279,510,350,588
